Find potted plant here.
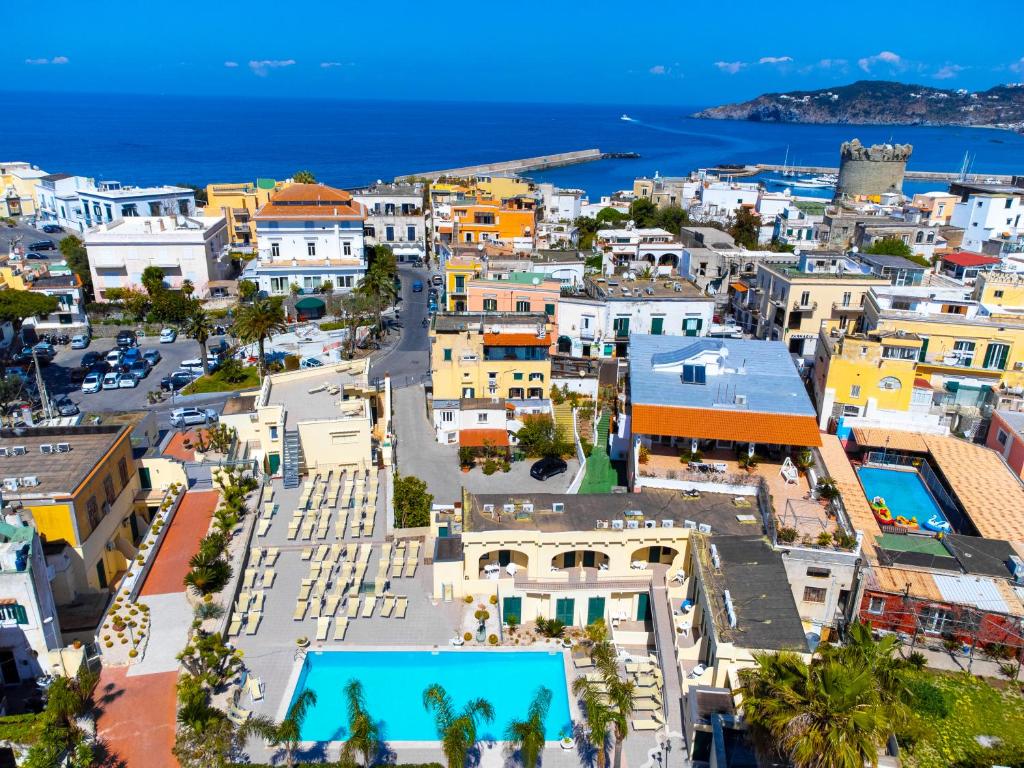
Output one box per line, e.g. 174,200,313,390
459,447,474,472
639,445,650,464
296,637,310,648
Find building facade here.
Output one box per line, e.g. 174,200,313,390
78,182,196,229
205,178,291,246
351,182,427,263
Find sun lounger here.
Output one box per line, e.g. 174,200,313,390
309,563,322,580
236,591,251,612
246,675,264,702
335,511,348,538
301,547,313,561
227,703,251,726
634,684,662,699
346,599,360,618
257,519,272,537
265,485,274,502
329,543,342,563
363,517,375,537
300,520,315,540
314,545,329,562
262,569,275,588
381,596,396,617
325,594,341,617
293,600,308,621
361,596,375,618
249,547,263,567
316,616,331,641
334,616,349,640
266,547,279,566
395,595,408,619
262,502,276,519
287,521,299,540
373,575,387,595
251,591,265,613
349,520,361,538
572,653,594,669
625,661,655,674
404,559,417,578
298,579,313,601
390,558,404,579
245,611,262,635
631,719,661,731
634,697,661,713
228,612,242,636
242,568,256,590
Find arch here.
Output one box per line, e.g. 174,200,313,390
478,548,529,577
642,253,657,264
629,545,680,566
557,336,572,354
658,254,679,267
550,549,610,570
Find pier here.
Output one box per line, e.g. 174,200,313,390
753,164,1015,184
396,148,604,181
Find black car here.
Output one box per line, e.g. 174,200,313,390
160,371,197,391
41,224,63,234
25,252,47,260
27,240,56,251
80,351,103,368
530,456,568,481
116,330,137,348
69,366,91,384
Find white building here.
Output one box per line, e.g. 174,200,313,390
351,182,426,263
537,183,583,223
85,216,229,300
596,227,679,273
23,273,90,335
699,182,760,218
557,276,715,358
248,183,367,296
77,181,196,230
949,184,1024,253
580,195,631,219
34,174,93,231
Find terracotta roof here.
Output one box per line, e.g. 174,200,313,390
868,565,943,601
817,433,881,552
942,251,1001,267
255,183,364,220
459,429,509,447
851,428,929,453
632,405,821,446
482,332,552,347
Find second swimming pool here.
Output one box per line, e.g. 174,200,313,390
289,650,573,742
857,465,952,533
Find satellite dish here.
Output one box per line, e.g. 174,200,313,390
532,277,540,285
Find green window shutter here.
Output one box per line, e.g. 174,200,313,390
555,598,575,625
544,303,555,317
651,317,664,335
984,343,1009,370
138,467,152,490
983,344,995,369
502,596,522,623
513,372,523,381
443,348,452,361
14,605,27,625
587,597,606,625
918,337,929,362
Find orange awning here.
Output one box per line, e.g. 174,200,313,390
730,281,748,293
482,332,551,347
632,405,821,446
459,429,510,447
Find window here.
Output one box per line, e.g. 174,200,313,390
806,566,831,578
878,376,902,391
0,604,27,625
269,425,279,441
86,496,101,530
483,299,497,311
103,475,116,505
544,303,555,318
385,226,395,242
407,225,416,241
104,204,113,221
455,276,465,292
149,201,162,216
515,300,530,312
343,241,352,256
867,597,885,615
915,231,924,243
306,241,317,256
121,203,138,217
443,348,452,361
462,387,475,398
803,586,827,604
799,290,811,306
982,342,1010,370
512,372,523,381
1007,198,1014,209
953,339,976,366
528,372,544,381
882,345,917,360
477,413,488,423
850,384,861,398
682,317,703,337
995,290,1005,298
269,276,287,294
997,429,1008,446
118,457,129,487
920,606,955,634
270,242,280,258
441,411,453,423
841,292,851,307
682,364,706,384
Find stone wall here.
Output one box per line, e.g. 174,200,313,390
836,139,913,198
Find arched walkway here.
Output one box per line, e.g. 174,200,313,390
629,545,680,567
557,336,572,354
478,549,529,577
551,549,609,570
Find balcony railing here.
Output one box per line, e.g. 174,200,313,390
832,302,863,312
792,300,818,311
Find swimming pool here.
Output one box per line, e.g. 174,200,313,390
856,466,951,533
288,650,573,742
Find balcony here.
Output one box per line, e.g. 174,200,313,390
832,302,864,313
791,299,818,312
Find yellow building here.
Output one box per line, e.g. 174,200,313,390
0,267,28,291
205,178,291,246
430,312,552,401
442,253,484,311
430,177,537,249
1,162,47,218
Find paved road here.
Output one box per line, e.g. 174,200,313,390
370,264,435,387
0,221,68,263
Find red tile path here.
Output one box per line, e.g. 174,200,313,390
96,666,178,768
140,490,219,597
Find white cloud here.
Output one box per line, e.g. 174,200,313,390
224,61,239,68
320,61,344,68
858,50,902,72
1010,57,1024,73
248,59,296,76
649,65,667,75
818,58,848,69
933,64,965,80
758,56,792,65
714,61,746,75
25,56,69,65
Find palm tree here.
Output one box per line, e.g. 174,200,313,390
244,688,318,768
593,649,635,768
234,297,287,375
356,262,398,337
343,679,379,768
293,170,317,184
183,305,213,376
505,686,551,768
571,677,617,768
422,683,494,768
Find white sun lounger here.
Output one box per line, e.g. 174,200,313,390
266,547,279,566
298,579,313,601
294,600,308,621
314,545,329,562
262,569,276,588
257,519,272,537
381,596,396,617
287,521,299,540
251,591,265,613
242,568,256,590
245,611,262,635
300,520,315,539
316,616,331,641
334,616,349,640
249,547,263,567
390,558,404,579
236,591,251,612
404,559,418,578
228,612,242,636
395,595,408,619
632,719,661,731
301,547,313,561
346,598,360,618
361,596,375,618
324,594,341,617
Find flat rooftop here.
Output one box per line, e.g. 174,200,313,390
86,216,223,237
262,365,370,423
583,275,706,300
466,489,760,535
0,426,127,497
433,312,547,333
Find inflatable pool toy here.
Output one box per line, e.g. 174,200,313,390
922,514,952,534
870,496,920,529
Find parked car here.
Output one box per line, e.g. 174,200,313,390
101,372,121,390
41,224,63,234
122,347,141,364
159,328,177,343
70,334,90,349
25,252,47,260
300,356,323,369
105,349,123,367
169,407,219,428
530,456,568,481
129,359,150,379
69,366,91,384
412,280,423,292
117,372,139,388
116,330,137,348
180,358,218,374
142,349,161,366
80,351,102,368
27,240,56,251
160,370,199,391
82,372,103,394
32,342,56,360
52,395,79,417
432,275,443,286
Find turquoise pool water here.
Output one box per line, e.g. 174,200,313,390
856,466,951,533
289,651,573,742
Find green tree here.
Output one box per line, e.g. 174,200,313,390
233,297,287,375
338,292,375,358
571,676,617,768
422,683,495,768
0,375,28,426
293,170,317,184
181,279,195,297
151,289,194,323
141,265,167,296
574,216,599,250
0,290,58,335
183,304,213,376
504,686,551,768
177,631,243,690
728,208,761,249
628,197,658,228
245,688,318,768
105,286,150,321
514,415,572,458
357,257,399,336
594,207,628,226
237,279,258,302
59,235,93,297
653,204,690,234
393,474,434,528
593,643,636,768
343,679,380,768
864,236,929,266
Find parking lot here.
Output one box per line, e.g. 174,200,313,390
0,221,71,263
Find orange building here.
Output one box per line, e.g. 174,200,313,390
465,272,561,352
435,195,536,247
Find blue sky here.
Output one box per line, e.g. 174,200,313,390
7,1,1024,105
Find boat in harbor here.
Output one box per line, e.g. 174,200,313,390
620,114,633,121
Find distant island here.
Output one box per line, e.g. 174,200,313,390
693,80,1024,129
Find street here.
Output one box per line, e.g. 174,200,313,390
369,264,435,386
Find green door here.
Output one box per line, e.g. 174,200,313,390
582,551,596,568
563,552,576,568
648,546,662,564
614,317,630,337
498,550,512,567
650,317,664,335
587,597,606,625
268,453,281,475
918,336,929,362
683,318,703,337
138,467,152,490
555,598,575,626
636,593,650,622
503,596,522,624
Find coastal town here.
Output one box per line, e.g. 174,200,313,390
0,138,1023,768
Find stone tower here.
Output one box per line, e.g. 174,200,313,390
835,139,913,199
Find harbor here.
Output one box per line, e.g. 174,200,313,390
707,163,1016,184
397,148,605,181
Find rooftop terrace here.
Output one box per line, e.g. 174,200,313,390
0,425,127,497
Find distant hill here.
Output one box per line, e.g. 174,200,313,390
693,80,1024,128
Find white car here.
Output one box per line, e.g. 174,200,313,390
117,372,139,388
160,328,177,343
82,372,102,394
169,407,219,428
105,349,123,367
102,372,121,390
180,357,219,373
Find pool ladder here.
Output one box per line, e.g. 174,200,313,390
294,647,307,662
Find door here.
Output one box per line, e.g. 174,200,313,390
582,551,596,568
563,552,576,568
587,597,606,626
555,598,575,626
96,560,108,590
0,651,18,685
650,317,664,335
129,512,140,543
636,592,651,622
138,467,152,490
648,545,662,564
498,550,512,567
503,596,522,624
268,453,281,475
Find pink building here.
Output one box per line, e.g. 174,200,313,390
465,272,561,352
987,410,1024,479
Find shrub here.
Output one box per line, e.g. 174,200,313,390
815,531,834,548
463,595,474,604
319,321,344,332
489,594,498,605
128,650,138,658
908,678,951,719
463,632,473,642
283,354,300,371
488,634,498,645
482,459,497,475
458,446,475,468
776,526,798,544
638,445,650,464
474,609,490,622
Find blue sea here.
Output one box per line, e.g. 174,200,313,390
3,91,1023,198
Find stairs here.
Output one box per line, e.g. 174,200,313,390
552,402,574,435
283,429,301,489
580,411,617,494
595,411,610,452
